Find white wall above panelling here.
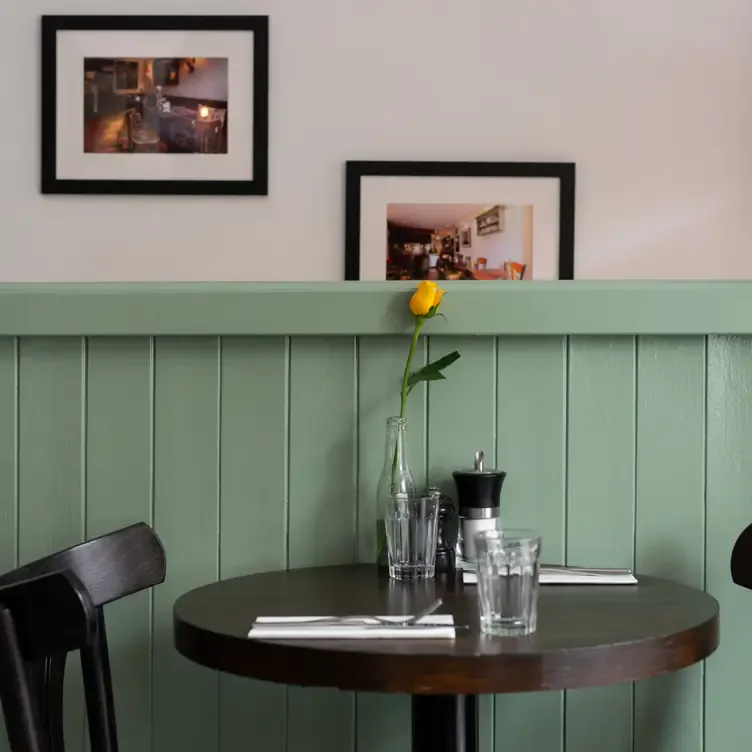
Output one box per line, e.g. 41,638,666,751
2,0,751,281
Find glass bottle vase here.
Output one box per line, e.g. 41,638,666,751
376,416,416,567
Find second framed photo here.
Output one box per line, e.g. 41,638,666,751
41,15,269,195
345,161,575,281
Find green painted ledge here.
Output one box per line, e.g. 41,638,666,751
0,280,750,335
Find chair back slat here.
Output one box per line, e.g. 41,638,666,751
81,612,119,750
0,607,46,752
0,570,94,752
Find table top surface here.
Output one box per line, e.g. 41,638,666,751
173,564,719,695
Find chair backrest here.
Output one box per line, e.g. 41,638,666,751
0,522,166,607
0,523,166,752
0,570,94,752
504,261,526,280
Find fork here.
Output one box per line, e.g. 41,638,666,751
257,597,444,628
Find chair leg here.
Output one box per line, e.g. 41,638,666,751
0,607,46,752
81,610,119,752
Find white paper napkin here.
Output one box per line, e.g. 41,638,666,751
248,614,456,639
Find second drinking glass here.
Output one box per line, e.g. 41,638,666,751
474,528,541,635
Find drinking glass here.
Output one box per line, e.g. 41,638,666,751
384,494,440,580
474,528,541,635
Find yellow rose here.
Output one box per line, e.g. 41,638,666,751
409,281,445,317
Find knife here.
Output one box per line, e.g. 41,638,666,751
252,621,469,630
541,565,634,575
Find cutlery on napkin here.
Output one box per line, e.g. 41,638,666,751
462,564,637,586
248,614,457,639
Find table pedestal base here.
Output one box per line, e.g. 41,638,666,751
411,695,478,752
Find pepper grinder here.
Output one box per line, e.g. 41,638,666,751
452,450,506,564
427,487,457,573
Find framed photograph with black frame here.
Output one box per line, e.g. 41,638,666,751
345,161,575,281
41,15,269,195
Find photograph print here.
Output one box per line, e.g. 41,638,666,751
345,162,575,281
42,15,269,195
83,57,229,155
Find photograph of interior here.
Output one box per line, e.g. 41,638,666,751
386,203,533,281
83,57,228,154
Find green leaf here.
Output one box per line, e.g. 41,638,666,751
406,371,446,395
424,350,460,373
405,350,461,391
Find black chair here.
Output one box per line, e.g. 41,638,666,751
731,521,752,589
0,523,166,752
0,569,95,752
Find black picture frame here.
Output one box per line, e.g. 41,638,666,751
41,15,269,196
345,161,576,281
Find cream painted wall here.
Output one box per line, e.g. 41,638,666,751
2,0,751,281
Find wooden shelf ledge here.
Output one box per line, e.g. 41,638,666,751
0,281,749,336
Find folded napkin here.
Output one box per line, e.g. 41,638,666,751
463,567,637,586
248,614,456,639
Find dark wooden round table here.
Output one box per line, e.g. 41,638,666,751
174,564,719,752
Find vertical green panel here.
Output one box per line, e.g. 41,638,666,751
706,335,752,750
86,337,153,752
0,338,16,752
426,336,496,491
288,336,357,566
494,336,566,752
152,337,220,752
565,336,636,752
427,335,497,752
633,336,705,752
18,337,86,751
287,337,356,752
219,337,288,752
18,338,85,559
0,339,16,567
355,336,426,752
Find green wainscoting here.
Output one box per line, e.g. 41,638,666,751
0,283,750,752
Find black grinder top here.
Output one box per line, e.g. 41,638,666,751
451,450,506,514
